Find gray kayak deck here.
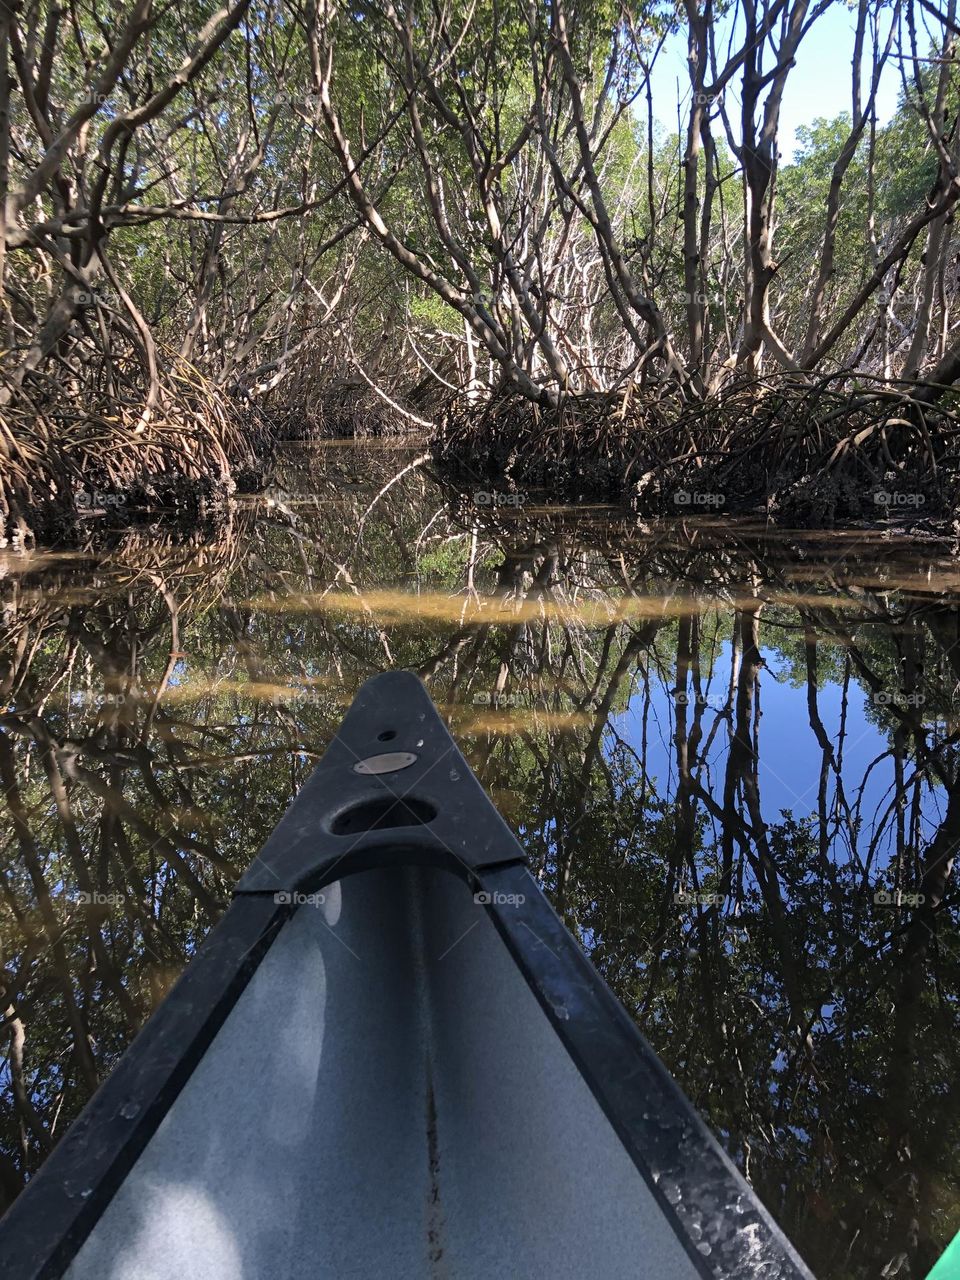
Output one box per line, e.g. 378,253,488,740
66,864,702,1280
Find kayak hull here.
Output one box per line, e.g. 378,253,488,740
0,671,814,1280
65,864,704,1280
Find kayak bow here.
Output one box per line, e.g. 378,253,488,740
0,671,813,1280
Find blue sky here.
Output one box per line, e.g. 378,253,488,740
648,4,904,159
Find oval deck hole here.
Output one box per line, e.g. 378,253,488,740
352,751,418,775
378,729,397,742
331,796,437,835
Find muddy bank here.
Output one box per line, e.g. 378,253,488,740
0,376,276,550
432,383,960,531
8,373,960,549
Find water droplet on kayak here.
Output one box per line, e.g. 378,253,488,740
120,1102,139,1120
416,739,424,747
449,768,460,781
697,1242,712,1256
661,1179,681,1205
80,1189,92,1199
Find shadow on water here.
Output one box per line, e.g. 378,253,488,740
1,441,958,1278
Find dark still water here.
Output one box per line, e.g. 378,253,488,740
1,442,958,1278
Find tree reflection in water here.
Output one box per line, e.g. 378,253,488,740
0,443,957,1278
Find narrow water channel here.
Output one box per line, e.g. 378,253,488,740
1,441,958,1278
